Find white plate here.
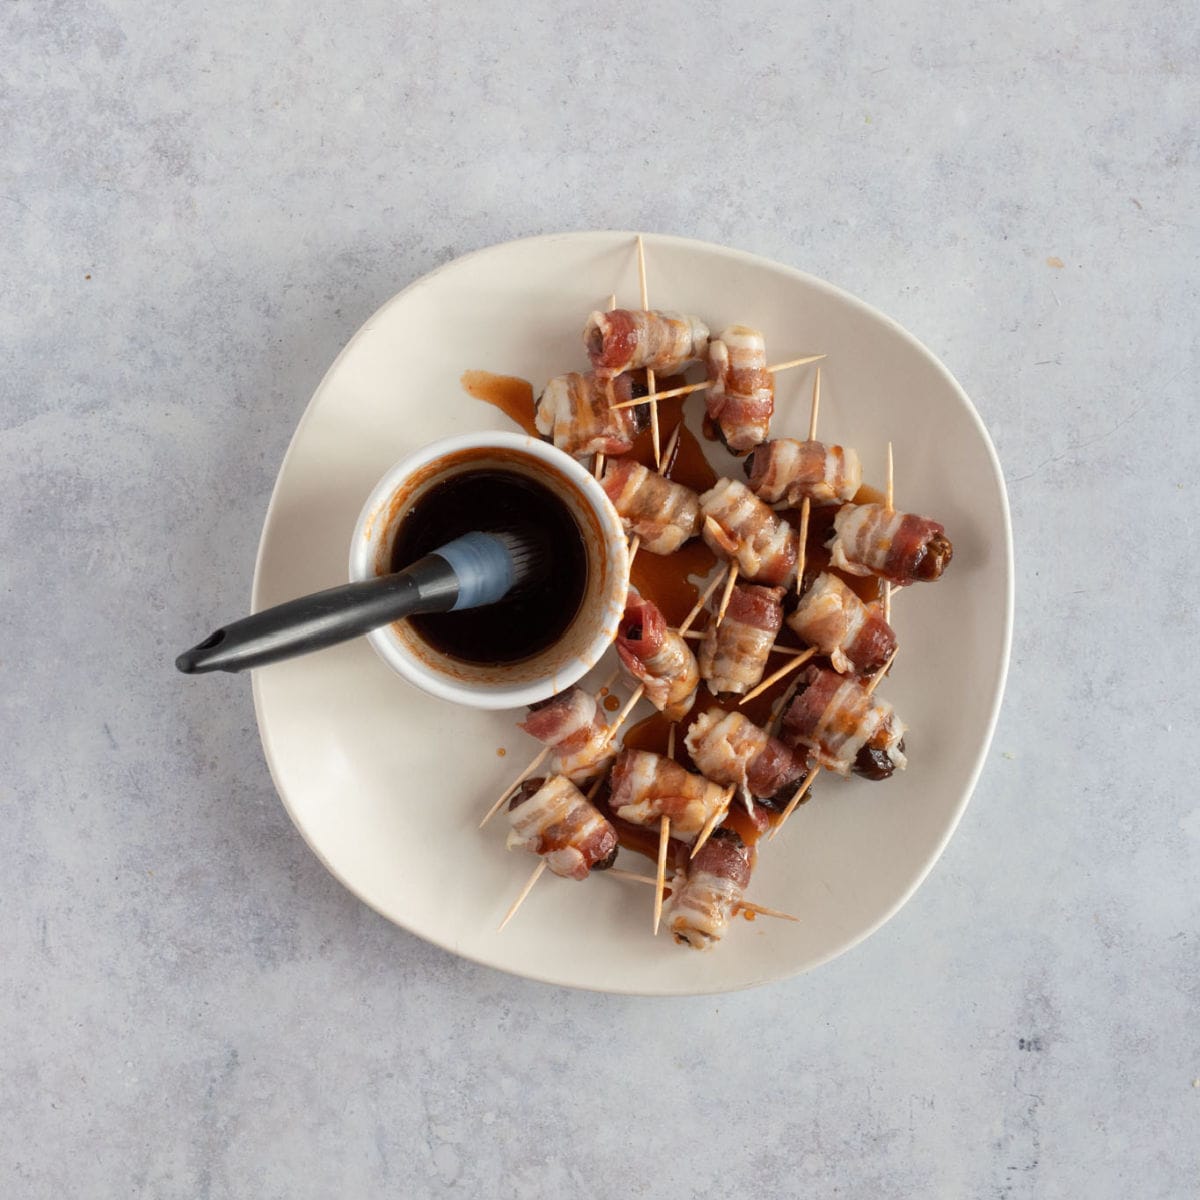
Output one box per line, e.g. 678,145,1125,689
252,232,1012,995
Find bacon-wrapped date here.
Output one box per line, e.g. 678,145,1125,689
584,308,709,377
608,749,729,843
519,687,615,783
534,371,646,459
615,592,699,721
786,572,896,676
601,458,701,555
828,503,952,586
745,438,862,507
506,776,619,880
698,583,784,695
779,665,907,779
705,325,774,453
664,828,752,950
684,708,809,808
699,478,797,588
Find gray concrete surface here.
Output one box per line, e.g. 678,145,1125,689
2,1,1197,1195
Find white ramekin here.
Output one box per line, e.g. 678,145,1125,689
348,431,629,710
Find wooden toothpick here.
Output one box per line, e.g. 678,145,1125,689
865,645,899,695
691,784,736,857
606,866,659,886
768,764,820,840
653,816,671,935
635,235,661,468
497,859,547,931
807,367,822,441
606,684,645,745
677,564,730,636
610,379,709,410
658,727,679,902
660,420,682,470
794,500,811,591
714,562,741,626
480,745,550,828
739,901,801,923
738,647,816,706
648,383,661,468
795,366,822,589
770,353,827,374
609,357,826,411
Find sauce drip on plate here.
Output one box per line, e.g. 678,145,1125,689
460,371,538,435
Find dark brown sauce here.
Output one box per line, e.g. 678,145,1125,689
630,539,717,629
670,422,719,494
389,468,586,664
724,804,771,850
460,371,538,435
621,711,682,760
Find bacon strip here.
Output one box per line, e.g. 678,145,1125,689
665,828,752,950
519,687,615,783
699,583,784,695
705,325,774,453
601,458,701,555
506,776,618,880
787,572,896,675
584,309,709,377
534,371,646,458
608,749,729,843
615,592,699,721
828,503,953,586
699,478,797,588
746,438,862,507
685,708,809,805
780,665,907,778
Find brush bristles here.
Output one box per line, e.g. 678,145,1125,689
490,528,551,590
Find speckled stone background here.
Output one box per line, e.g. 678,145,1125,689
3,1,1197,1196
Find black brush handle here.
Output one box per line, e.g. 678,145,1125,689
176,556,459,674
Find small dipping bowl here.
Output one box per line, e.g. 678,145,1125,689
349,431,629,710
